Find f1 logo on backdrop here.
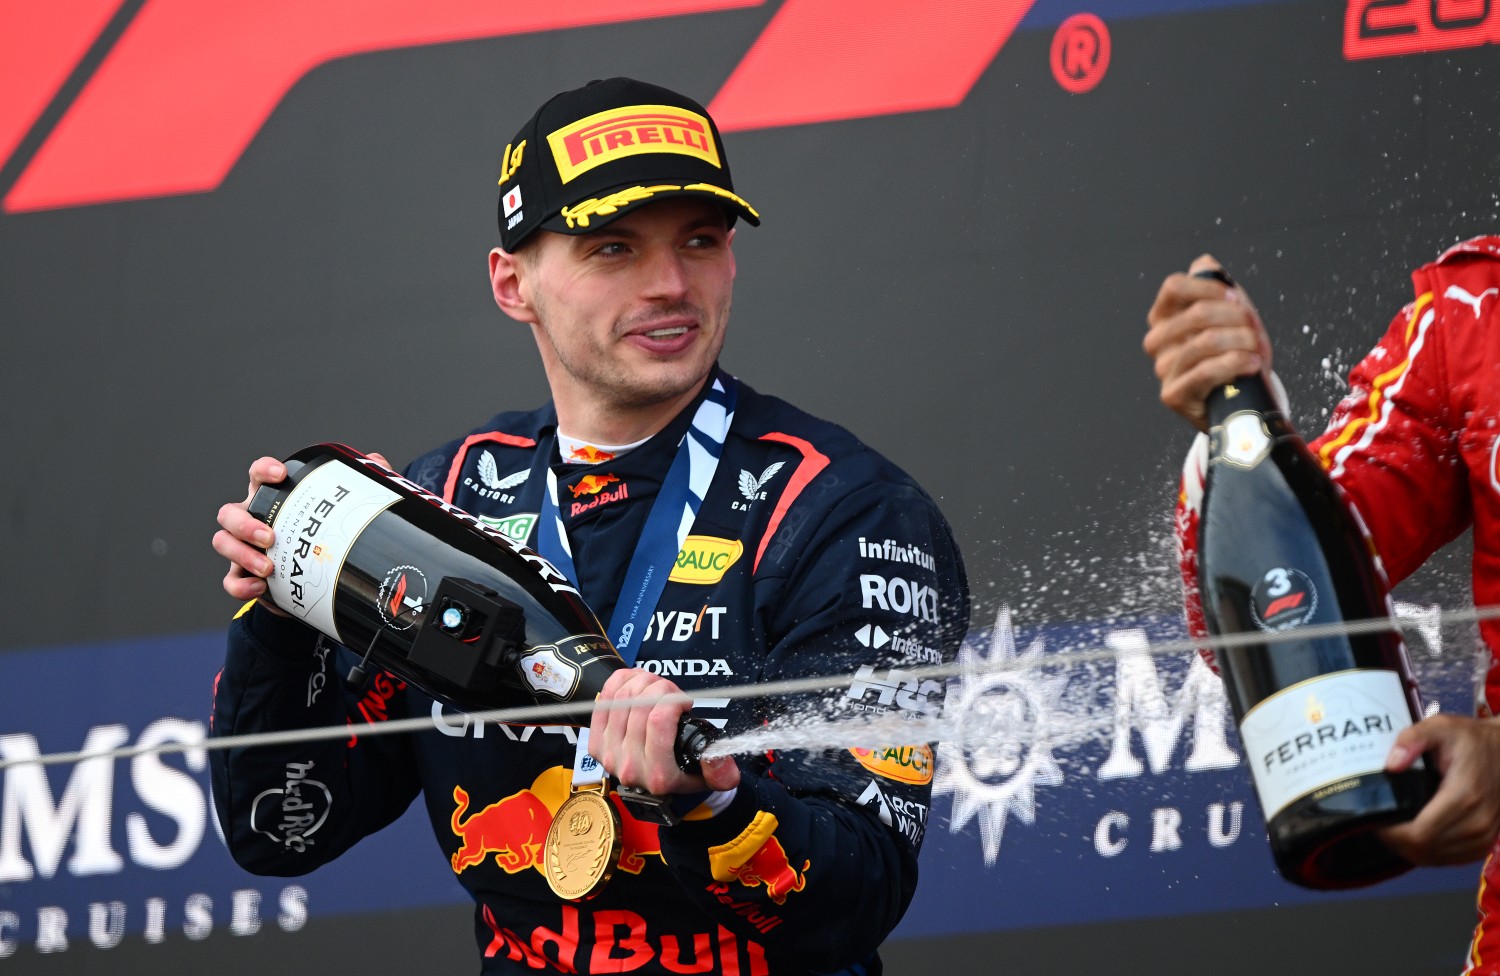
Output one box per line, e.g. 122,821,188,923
0,0,1042,213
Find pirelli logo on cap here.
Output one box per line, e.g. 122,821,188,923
670,536,742,585
548,104,721,184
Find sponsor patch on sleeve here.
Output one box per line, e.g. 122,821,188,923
670,536,743,585
850,745,935,785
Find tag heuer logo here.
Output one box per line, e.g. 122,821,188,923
479,512,537,544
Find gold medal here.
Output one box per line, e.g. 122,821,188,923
544,785,621,901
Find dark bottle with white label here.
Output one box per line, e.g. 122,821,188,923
1194,270,1436,890
247,443,714,770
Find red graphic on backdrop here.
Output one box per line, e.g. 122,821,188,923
708,0,1037,132
1344,0,1498,60
0,0,125,174
3,0,1040,214
3,0,759,213
1050,13,1111,93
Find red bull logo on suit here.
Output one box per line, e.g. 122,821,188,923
706,812,808,906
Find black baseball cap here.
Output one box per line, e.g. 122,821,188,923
496,77,760,252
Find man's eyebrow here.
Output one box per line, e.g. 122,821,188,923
570,218,726,250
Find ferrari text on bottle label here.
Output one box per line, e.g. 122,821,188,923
1239,669,1413,820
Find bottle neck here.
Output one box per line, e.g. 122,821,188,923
1206,374,1278,426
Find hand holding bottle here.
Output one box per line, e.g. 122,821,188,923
589,669,741,797
1377,713,1500,865
213,452,390,610
1144,253,1274,431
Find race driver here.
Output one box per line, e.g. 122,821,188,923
209,77,969,975
1144,239,1500,972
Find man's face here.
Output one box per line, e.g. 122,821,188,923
515,197,736,417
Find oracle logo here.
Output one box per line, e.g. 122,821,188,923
2,0,1041,213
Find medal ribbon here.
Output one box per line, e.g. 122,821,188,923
538,376,737,792
535,374,737,665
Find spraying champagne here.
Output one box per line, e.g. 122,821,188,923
1192,268,1437,889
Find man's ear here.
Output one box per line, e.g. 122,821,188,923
489,248,537,324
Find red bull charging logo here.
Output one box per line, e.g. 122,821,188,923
708,811,808,906
449,768,667,877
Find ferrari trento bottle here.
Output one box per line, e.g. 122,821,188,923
1193,271,1435,890
247,443,714,768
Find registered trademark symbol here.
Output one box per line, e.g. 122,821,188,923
1051,13,1111,93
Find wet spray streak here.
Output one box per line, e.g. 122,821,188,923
4,603,1499,771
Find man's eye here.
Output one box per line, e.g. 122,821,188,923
595,242,628,257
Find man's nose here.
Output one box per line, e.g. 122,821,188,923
641,247,690,301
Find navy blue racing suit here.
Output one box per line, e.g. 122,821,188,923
209,368,970,975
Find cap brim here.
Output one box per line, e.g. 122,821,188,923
538,182,760,236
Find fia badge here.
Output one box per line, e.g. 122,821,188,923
544,783,621,900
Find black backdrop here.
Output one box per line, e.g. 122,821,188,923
2,0,1497,972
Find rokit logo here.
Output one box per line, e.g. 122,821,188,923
859,574,940,625
733,462,785,511
250,762,332,853
464,451,530,502
0,720,310,954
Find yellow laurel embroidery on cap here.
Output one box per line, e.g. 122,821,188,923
681,183,759,220
497,140,526,186
561,184,681,229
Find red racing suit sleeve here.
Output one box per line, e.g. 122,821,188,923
209,603,423,875
655,474,968,972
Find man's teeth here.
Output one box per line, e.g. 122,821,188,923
644,327,688,338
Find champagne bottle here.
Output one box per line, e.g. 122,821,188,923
1193,269,1435,890
247,443,715,771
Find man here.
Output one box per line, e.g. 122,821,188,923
210,77,969,975
1144,241,1500,970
